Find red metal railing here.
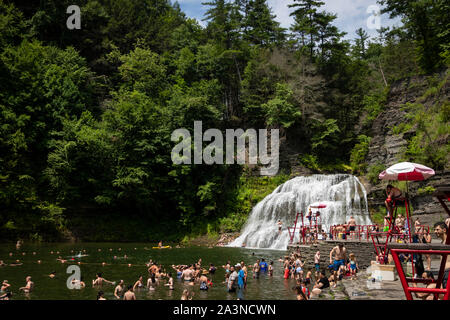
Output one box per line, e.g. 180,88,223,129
413,225,431,237
391,248,450,300
329,224,379,241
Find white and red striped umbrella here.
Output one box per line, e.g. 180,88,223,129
379,162,435,181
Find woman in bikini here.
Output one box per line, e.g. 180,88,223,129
133,275,145,291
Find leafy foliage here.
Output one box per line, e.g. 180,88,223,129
0,0,448,241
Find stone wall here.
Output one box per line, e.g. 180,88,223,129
287,240,377,270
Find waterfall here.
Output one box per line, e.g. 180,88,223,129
228,174,372,250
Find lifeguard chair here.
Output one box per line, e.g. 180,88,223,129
371,162,434,265
370,195,412,264
388,185,450,300
288,206,324,245
288,212,304,244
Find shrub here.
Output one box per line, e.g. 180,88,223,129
367,162,385,184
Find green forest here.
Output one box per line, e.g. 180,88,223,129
0,0,449,242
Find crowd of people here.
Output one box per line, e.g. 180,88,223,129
0,242,364,301
284,243,360,300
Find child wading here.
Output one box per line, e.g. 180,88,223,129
348,253,359,280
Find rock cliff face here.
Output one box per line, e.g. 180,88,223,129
365,70,449,226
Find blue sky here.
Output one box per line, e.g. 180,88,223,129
176,0,402,41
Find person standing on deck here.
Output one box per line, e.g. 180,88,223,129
314,251,321,279
434,221,450,295
414,217,422,235
348,216,357,239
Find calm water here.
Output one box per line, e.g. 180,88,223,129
0,243,299,300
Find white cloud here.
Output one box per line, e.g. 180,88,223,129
176,0,402,40
268,0,401,40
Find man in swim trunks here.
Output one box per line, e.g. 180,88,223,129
329,243,347,280
385,184,402,217
277,220,282,234
314,251,321,279
434,221,450,296
348,216,356,239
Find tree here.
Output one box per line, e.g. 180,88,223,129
379,0,449,72
289,0,325,57
203,0,240,50
241,0,286,46
262,83,301,130
0,39,95,235
353,28,370,59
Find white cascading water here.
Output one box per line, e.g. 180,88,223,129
228,174,372,250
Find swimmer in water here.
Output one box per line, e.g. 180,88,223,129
123,285,136,300
181,289,193,300
133,275,145,291
1,280,11,292
92,273,114,286
181,265,194,282
0,260,6,267
114,280,125,299
56,256,67,264
147,273,156,291
19,276,33,293
164,273,174,290
199,273,209,291
97,290,106,300
71,276,85,289
0,291,12,300
9,260,23,266
49,271,56,278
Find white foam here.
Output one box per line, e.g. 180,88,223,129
228,174,372,250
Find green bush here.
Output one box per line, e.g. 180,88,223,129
299,154,320,171
367,162,385,185
350,135,371,174
417,186,436,196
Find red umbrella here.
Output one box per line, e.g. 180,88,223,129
378,162,435,245
379,162,435,181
